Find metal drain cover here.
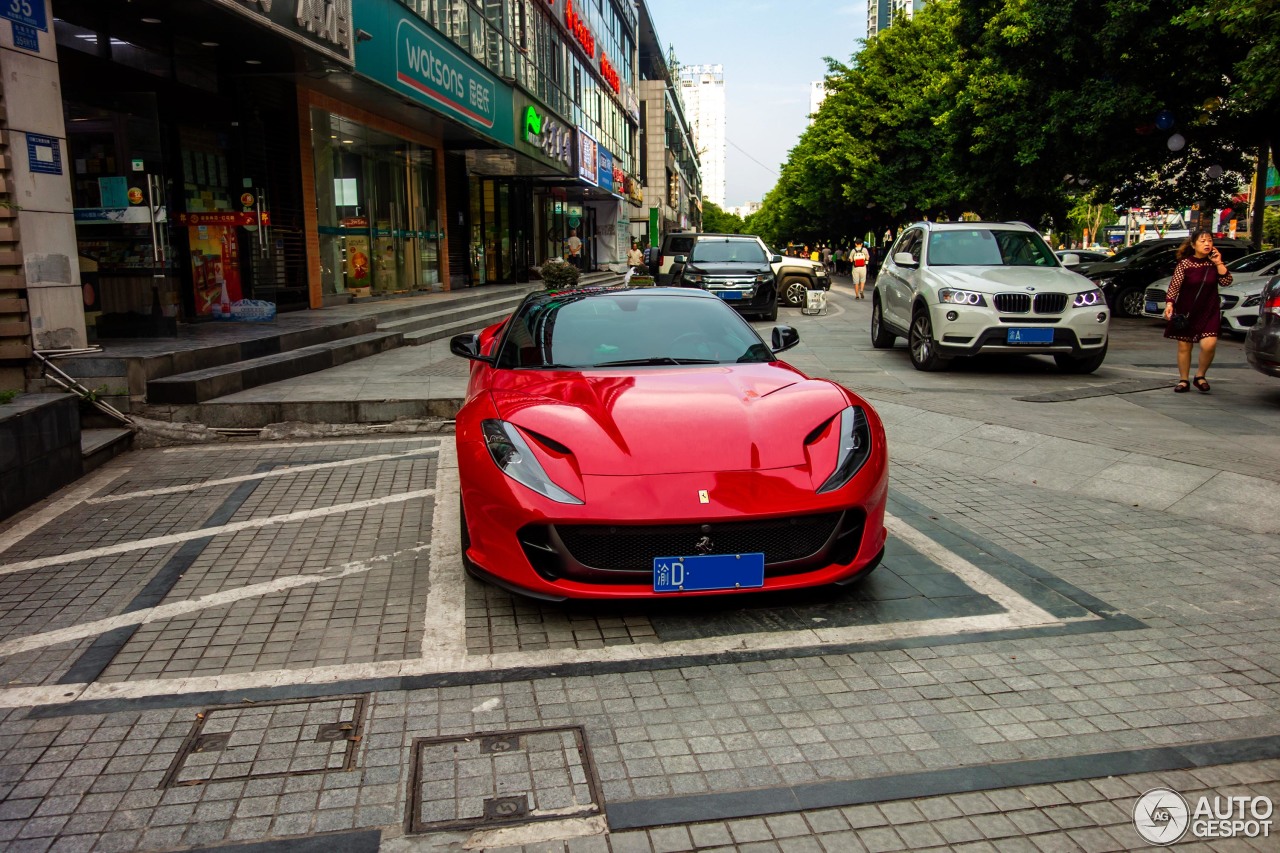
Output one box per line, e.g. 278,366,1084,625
409,726,601,833
161,695,368,788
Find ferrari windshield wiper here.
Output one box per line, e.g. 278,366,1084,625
593,357,719,367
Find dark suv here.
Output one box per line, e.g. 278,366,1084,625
1083,238,1253,317
672,234,779,321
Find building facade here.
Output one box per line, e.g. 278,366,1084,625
678,64,725,209
809,81,828,125
869,0,928,36
0,0,646,386
633,2,701,244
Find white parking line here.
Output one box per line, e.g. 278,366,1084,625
0,489,437,577
159,435,446,453
420,442,468,662
88,447,440,504
0,441,1097,710
0,465,132,557
0,545,431,658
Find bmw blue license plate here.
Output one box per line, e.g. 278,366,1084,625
1006,327,1054,345
716,291,743,301
653,553,765,593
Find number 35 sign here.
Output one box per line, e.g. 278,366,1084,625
2,0,48,31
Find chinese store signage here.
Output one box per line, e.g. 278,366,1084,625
354,0,514,145
519,101,573,173
577,129,598,186
209,0,354,65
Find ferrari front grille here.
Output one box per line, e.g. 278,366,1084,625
555,512,844,571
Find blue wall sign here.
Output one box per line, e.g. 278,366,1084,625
11,20,37,51
26,133,62,175
597,148,614,193
1,0,47,30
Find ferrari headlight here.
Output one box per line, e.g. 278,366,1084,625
1072,288,1105,308
938,288,987,306
481,419,583,504
817,406,873,494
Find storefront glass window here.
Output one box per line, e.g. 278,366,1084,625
310,109,443,297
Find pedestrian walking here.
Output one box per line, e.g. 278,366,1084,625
566,229,583,269
1162,229,1233,393
627,240,645,272
849,238,870,300
821,245,833,272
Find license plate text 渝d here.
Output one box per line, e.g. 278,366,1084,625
654,553,765,592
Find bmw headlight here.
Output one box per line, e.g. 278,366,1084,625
482,419,583,504
938,288,987,306
817,406,873,494
1072,288,1106,307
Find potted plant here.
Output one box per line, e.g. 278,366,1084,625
538,257,580,289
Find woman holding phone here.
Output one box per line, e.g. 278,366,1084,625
1163,230,1232,393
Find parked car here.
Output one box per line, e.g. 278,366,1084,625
666,233,830,308
1245,275,1280,378
1083,238,1253,317
1141,249,1280,335
871,221,1110,373
654,232,697,286
671,234,780,321
449,286,888,600
1055,249,1110,269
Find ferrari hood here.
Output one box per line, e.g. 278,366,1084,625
487,364,847,475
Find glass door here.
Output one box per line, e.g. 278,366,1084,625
66,93,178,337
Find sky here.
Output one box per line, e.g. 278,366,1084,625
644,0,869,209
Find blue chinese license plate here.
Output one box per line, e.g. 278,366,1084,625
1006,327,1054,345
716,290,743,301
653,553,765,593
1145,300,1159,314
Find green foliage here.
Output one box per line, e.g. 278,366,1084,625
538,259,580,289
0,389,18,405
1264,206,1280,248
756,0,1273,239
701,200,744,234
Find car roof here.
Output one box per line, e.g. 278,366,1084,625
522,285,717,309
909,221,1037,233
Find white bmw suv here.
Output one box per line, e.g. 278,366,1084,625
871,221,1110,372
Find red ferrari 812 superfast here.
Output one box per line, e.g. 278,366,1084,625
450,286,888,601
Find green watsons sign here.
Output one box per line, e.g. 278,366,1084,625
355,1,513,145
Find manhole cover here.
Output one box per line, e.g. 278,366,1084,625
409,726,601,833
160,695,368,788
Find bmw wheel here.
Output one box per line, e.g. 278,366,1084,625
908,308,949,371
871,298,896,348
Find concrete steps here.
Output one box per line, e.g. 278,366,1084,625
146,331,404,404
378,289,533,345
81,427,133,473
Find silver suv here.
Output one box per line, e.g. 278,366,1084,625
871,221,1110,372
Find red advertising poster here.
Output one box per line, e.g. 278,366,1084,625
188,224,243,318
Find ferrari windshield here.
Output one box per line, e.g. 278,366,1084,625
495,290,774,369
926,229,1058,267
